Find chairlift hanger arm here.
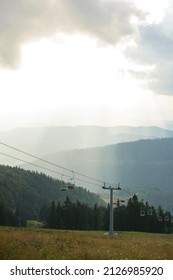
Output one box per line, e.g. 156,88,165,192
102,186,121,190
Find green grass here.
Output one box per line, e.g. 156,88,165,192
0,226,173,260
26,220,45,228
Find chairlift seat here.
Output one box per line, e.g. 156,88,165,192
68,184,75,189
140,210,145,217
158,216,162,222
147,208,153,216
164,215,169,222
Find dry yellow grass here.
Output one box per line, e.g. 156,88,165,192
0,226,173,260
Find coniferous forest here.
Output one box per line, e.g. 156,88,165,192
44,194,173,233
0,165,173,233
1,190,173,234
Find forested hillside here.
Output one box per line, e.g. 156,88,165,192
0,165,104,222
22,138,173,212
45,194,173,233
0,165,172,234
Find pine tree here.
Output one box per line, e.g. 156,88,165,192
62,196,75,229
47,201,57,228
56,202,63,229
126,194,141,231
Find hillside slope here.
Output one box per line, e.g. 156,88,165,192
22,138,173,212
0,165,104,220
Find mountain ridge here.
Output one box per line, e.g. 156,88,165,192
1,125,173,166
1,126,173,212
21,137,173,212
0,164,104,221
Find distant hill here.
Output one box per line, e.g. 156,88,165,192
22,138,173,212
1,125,173,166
0,165,104,220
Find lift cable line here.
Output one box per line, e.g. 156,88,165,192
0,141,112,186
0,149,122,235
1,142,172,229
0,151,68,178
0,141,145,201
0,141,147,234
0,151,102,188
0,141,134,200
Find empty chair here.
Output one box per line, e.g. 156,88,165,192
140,209,145,217
147,207,153,216
158,216,163,222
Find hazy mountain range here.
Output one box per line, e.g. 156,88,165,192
1,125,173,165
1,126,173,212
18,137,173,211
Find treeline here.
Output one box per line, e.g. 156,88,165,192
1,193,172,233
45,196,106,231
44,194,173,233
0,164,103,221
115,194,172,233
0,203,26,227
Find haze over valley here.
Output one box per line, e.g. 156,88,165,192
1,0,173,229
1,125,173,213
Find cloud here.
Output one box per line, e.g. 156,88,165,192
0,0,145,68
127,2,173,95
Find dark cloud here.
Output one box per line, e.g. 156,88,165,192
0,0,145,68
127,4,173,96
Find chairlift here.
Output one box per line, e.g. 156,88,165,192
60,174,67,191
147,207,153,216
164,215,169,222
61,185,67,191
158,216,163,222
119,200,126,206
140,209,145,217
68,171,75,190
68,184,75,189
113,202,117,206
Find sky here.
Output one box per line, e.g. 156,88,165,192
1,0,173,131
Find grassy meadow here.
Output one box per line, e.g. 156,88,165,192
0,226,173,260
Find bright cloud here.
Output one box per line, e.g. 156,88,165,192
126,1,173,96
0,0,145,68
0,0,173,130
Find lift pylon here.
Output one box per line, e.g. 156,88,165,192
102,182,121,235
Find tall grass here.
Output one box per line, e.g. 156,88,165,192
0,226,173,260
